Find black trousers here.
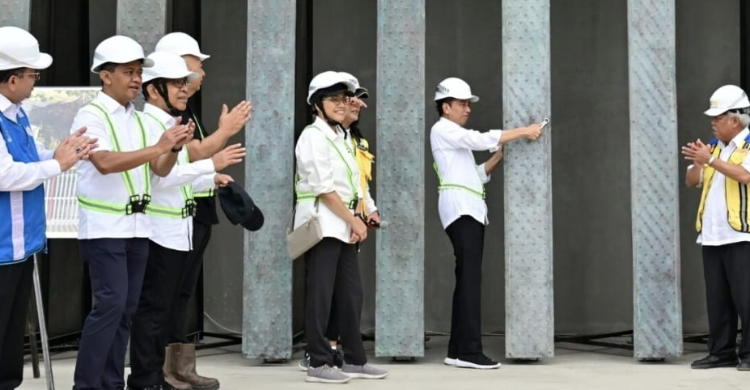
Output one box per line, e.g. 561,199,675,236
168,220,212,343
75,238,149,390
0,259,33,390
445,216,485,359
305,238,366,367
128,241,191,388
702,242,750,360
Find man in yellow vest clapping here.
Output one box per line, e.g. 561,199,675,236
682,85,750,372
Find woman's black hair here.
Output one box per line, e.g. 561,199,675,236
310,82,353,127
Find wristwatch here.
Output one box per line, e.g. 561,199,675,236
171,146,182,153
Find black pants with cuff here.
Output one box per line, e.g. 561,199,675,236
0,258,33,390
128,241,190,388
702,242,750,360
305,238,366,368
445,216,485,360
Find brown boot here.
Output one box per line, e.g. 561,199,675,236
163,344,193,390
173,343,220,390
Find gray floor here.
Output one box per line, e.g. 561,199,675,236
21,336,747,389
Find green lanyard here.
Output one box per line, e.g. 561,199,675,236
295,125,359,208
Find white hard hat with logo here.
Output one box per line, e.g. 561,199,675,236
91,35,154,74
434,77,479,102
155,32,210,61
142,51,199,83
338,71,368,98
307,71,356,105
0,26,53,71
704,85,750,116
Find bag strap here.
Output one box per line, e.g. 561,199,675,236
288,197,320,232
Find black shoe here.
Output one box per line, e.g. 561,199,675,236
738,359,750,371
332,348,345,369
126,385,165,390
455,354,502,369
691,355,738,369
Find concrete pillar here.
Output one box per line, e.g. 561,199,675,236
628,0,682,359
375,0,426,357
242,0,296,360
502,0,554,359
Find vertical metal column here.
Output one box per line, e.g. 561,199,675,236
116,0,167,53
628,0,682,359
375,0,425,357
502,0,554,359
0,0,30,27
242,0,296,360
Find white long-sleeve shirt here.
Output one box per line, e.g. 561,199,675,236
143,103,215,251
0,93,60,192
294,117,361,243
430,117,502,229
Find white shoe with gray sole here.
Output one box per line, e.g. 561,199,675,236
341,363,389,379
306,365,351,384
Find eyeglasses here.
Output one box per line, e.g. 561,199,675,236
16,72,41,81
323,96,351,105
167,78,190,89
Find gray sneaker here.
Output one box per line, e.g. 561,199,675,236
341,363,389,379
306,365,351,384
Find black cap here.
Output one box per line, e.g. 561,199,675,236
217,182,264,231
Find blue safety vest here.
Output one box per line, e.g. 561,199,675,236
0,107,46,264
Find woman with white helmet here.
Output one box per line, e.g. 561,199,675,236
72,35,194,390
295,71,388,383
127,51,245,390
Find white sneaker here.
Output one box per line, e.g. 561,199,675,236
306,365,351,384
443,357,457,366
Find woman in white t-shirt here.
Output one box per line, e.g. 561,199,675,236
294,71,388,384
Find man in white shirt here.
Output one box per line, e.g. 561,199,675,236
72,36,194,390
430,77,542,369
0,26,96,390
127,51,244,390
683,85,750,371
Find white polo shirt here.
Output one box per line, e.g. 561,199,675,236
0,93,60,191
295,117,361,243
430,117,502,229
698,128,750,246
143,103,215,251
72,92,152,239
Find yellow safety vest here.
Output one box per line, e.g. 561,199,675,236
351,136,374,215
696,136,750,232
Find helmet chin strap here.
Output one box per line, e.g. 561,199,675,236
155,80,184,117
315,101,342,129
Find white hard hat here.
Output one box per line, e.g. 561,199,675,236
91,35,154,73
307,71,356,105
434,77,479,102
155,32,210,61
0,26,52,71
704,85,750,116
338,71,368,98
142,52,199,83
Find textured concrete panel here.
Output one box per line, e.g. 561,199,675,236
116,0,167,53
375,0,425,357
628,0,682,359
0,0,30,28
502,0,554,359
242,0,296,359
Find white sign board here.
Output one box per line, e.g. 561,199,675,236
22,87,100,239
